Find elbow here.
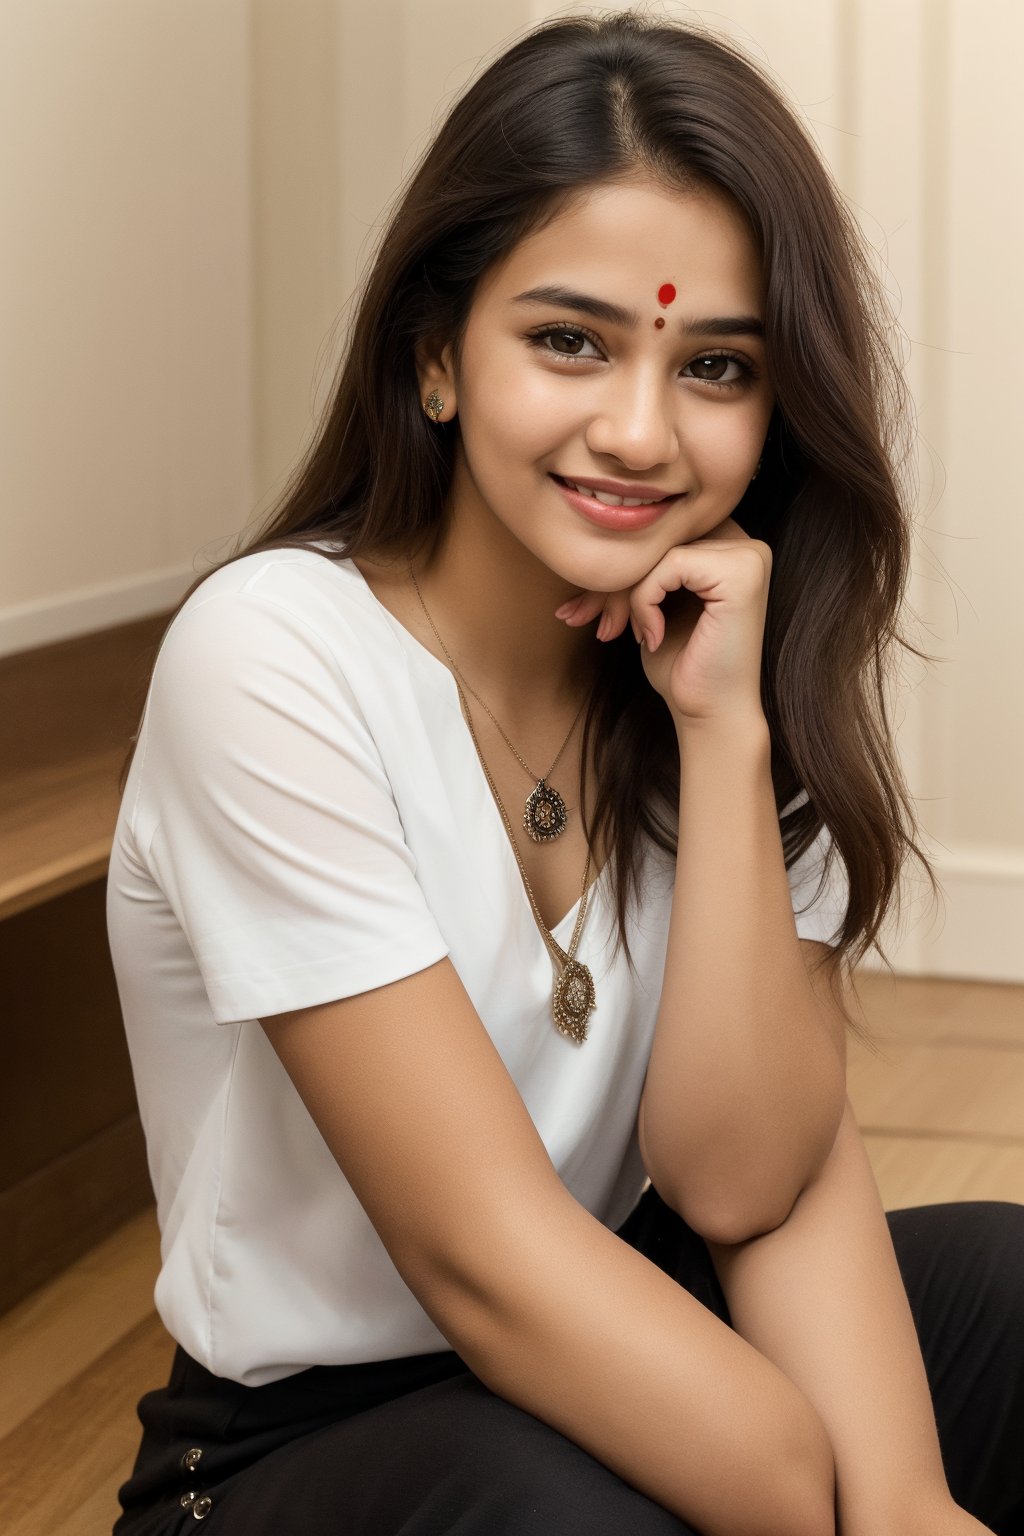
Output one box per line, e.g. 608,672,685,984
652,1116,846,1247
640,1147,783,1248
674,1134,842,1247
667,1181,802,1248
640,1121,819,1244
641,1072,847,1248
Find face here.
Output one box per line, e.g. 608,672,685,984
421,176,775,595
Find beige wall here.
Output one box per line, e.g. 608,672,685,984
0,0,253,642
1,0,1020,981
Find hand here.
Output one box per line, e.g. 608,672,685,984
555,516,772,729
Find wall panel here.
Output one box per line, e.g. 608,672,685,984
0,0,1019,980
0,0,253,650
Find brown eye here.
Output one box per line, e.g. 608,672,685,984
526,324,603,361
548,329,589,355
690,355,729,380
684,353,748,385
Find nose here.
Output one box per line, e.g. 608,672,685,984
583,368,680,470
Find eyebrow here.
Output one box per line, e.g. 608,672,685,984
511,285,765,339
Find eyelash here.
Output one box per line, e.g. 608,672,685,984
524,322,758,390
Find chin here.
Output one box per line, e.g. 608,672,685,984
539,540,667,595
571,510,745,588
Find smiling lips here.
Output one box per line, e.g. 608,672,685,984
553,474,680,507
552,474,682,531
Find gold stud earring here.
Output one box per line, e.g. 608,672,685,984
423,390,445,422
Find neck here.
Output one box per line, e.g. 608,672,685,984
410,471,599,721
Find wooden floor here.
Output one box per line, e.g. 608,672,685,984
3,971,1023,1535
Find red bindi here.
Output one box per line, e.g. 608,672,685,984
657,282,677,306
654,317,665,329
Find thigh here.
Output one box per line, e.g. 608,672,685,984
140,1370,695,1536
886,1200,1024,1536
115,1327,696,1536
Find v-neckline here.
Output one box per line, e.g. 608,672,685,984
339,554,609,936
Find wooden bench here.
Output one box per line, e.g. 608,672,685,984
0,612,171,1311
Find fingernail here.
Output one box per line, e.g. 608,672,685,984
555,598,580,620
596,613,611,641
643,628,657,651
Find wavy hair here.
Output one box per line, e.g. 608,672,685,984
119,11,937,1038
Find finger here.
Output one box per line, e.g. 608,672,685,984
629,555,723,652
632,542,768,639
596,590,635,643
627,594,658,651
554,591,604,626
631,573,684,652
641,607,666,652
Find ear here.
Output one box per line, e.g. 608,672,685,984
414,336,457,421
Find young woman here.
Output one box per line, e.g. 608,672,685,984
107,12,1024,1535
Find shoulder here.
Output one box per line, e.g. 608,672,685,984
138,545,409,767
154,544,406,685
173,544,378,637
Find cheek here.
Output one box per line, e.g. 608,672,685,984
688,406,765,483
461,360,578,471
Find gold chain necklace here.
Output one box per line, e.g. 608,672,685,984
406,566,597,1043
408,566,584,842
454,677,597,1044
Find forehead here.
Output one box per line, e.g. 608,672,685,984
478,178,763,313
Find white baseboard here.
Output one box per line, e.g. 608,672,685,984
859,847,1024,984
0,564,199,658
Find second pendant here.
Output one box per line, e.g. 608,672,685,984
524,779,568,842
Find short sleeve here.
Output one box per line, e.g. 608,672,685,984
782,794,850,947
136,590,450,1024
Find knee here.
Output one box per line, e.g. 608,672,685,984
965,1201,1024,1326
976,1198,1024,1247
892,1199,1024,1343
944,1200,1024,1281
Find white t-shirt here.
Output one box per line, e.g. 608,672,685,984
106,544,849,1387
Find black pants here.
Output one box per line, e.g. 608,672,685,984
115,1189,1024,1535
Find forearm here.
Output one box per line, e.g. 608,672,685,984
707,1097,952,1532
641,717,845,1237
448,1187,836,1536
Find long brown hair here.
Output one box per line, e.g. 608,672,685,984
119,11,936,1034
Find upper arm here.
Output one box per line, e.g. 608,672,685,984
260,956,573,1346
138,588,449,1021
798,938,855,1076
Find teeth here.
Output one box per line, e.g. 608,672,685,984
566,481,662,507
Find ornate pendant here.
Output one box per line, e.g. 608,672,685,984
552,959,596,1044
524,779,568,842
